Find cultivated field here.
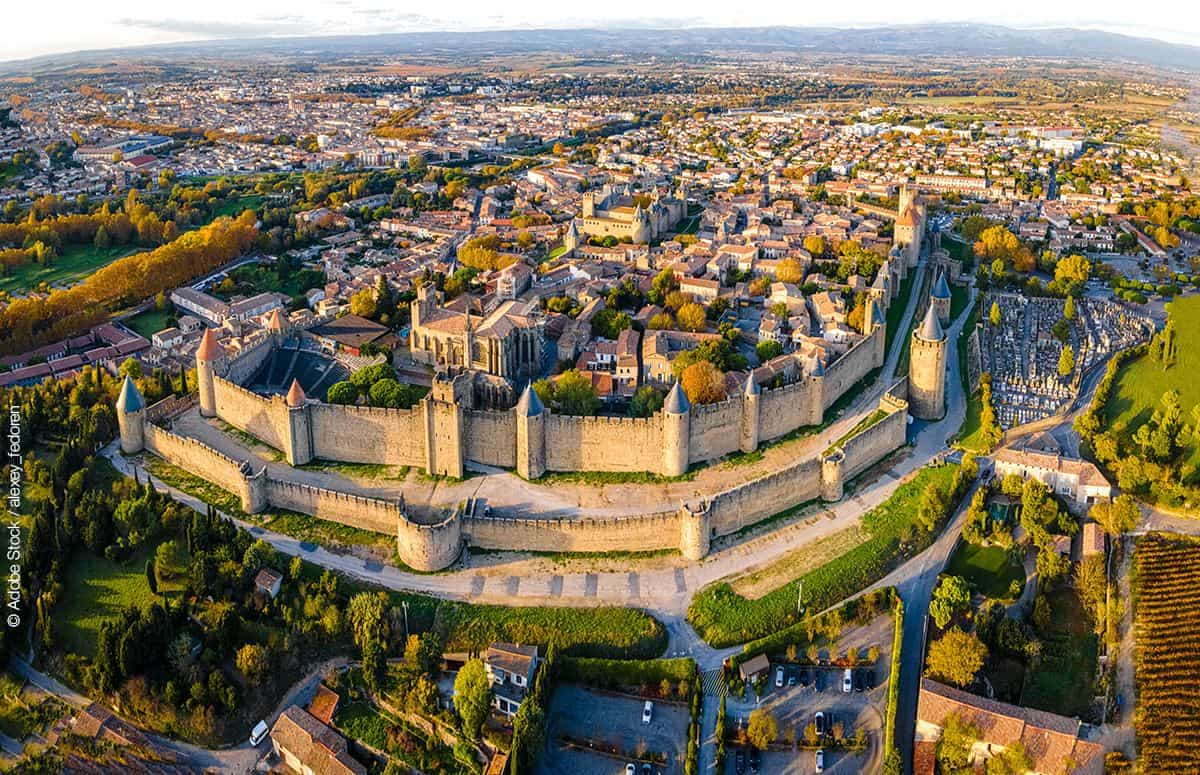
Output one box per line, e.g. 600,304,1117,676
1133,533,1200,774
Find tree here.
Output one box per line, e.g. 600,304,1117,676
1063,295,1076,321
676,302,708,332
926,628,987,688
145,559,157,595
1058,345,1075,378
350,287,377,319
746,709,778,750
1091,494,1139,537
802,235,826,257
236,644,270,684
155,539,183,577
648,312,674,330
326,381,359,405
453,659,492,740
756,340,784,362
776,257,804,284
930,575,972,629
629,385,664,418
347,592,388,655
369,378,406,408
681,361,727,405
989,301,1002,327
536,369,600,416
119,358,143,379
1054,254,1091,292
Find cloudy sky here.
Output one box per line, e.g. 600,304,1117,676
6,0,1200,62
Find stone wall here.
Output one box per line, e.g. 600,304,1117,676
543,414,664,473
464,507,681,554
224,335,274,385
687,398,743,463
757,377,821,441
212,376,289,451
464,409,517,468
144,424,258,510
840,400,908,481
264,478,401,534
202,324,888,479
308,403,426,466
822,328,883,412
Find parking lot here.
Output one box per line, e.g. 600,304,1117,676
540,684,691,775
722,617,893,774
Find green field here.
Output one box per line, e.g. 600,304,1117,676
0,244,138,295
1021,586,1098,718
946,542,1024,599
688,463,962,647
212,195,263,219
124,308,175,338
53,543,183,658
956,393,991,453
1104,295,1200,470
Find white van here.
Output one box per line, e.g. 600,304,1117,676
249,719,269,746
842,668,853,693
642,700,653,724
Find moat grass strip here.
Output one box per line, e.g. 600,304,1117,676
687,463,963,648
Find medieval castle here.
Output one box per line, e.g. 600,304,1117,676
115,189,949,572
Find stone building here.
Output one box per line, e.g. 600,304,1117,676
574,183,686,244
909,301,948,420
408,284,544,382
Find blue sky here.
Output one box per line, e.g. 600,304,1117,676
6,0,1200,62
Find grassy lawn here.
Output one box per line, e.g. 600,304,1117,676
885,268,919,356
212,195,263,219
124,308,175,339
143,456,398,560
53,542,185,658
946,542,1024,599
956,392,991,453
334,700,392,751
825,409,888,455
949,284,970,321
434,600,667,659
1104,295,1200,471
1021,586,1098,718
942,235,973,266
0,244,138,295
688,463,963,647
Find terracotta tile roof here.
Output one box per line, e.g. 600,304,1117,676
917,679,1105,775
270,705,366,775
308,684,340,725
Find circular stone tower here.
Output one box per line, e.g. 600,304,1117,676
909,302,948,420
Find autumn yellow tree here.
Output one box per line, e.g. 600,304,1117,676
681,361,726,405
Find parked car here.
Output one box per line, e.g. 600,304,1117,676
641,764,652,775
626,765,636,775
799,666,811,686
865,669,876,689
735,748,747,774
788,666,798,686
842,668,853,693
775,665,785,688
814,711,826,736
642,700,653,724
249,720,269,746
853,669,865,692
815,670,825,692
748,747,761,773
816,748,826,773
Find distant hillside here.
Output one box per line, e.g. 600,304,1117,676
6,23,1200,73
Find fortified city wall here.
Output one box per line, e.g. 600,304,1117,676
126,377,909,570
205,324,887,479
